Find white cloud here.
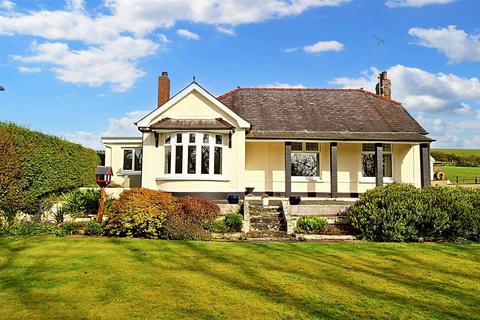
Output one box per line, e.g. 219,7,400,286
282,47,298,53
157,33,171,43
262,82,306,88
331,65,480,148
0,0,349,91
176,28,200,40
303,40,344,54
18,66,41,74
409,25,480,64
385,0,456,8
63,110,149,149
216,26,236,36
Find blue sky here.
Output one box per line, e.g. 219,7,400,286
1,0,479,149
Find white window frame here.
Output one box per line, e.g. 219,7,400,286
360,143,393,183
291,142,322,182
121,147,142,174
161,132,227,181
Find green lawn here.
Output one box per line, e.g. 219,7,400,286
1,238,479,320
432,149,480,156
443,165,480,181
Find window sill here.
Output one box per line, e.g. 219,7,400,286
156,175,230,182
359,177,394,184
119,170,142,176
292,177,324,183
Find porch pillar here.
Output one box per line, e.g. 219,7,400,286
285,142,292,197
420,143,431,188
375,143,383,187
330,142,338,198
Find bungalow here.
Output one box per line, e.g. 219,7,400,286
101,71,433,199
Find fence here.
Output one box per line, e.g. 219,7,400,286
452,176,480,185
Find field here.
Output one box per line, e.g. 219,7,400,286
443,165,480,181
1,237,479,320
432,149,480,156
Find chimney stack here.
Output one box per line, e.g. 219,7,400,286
158,71,170,108
375,71,391,99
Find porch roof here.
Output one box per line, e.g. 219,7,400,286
247,131,434,142
149,117,235,130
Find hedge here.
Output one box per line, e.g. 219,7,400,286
346,184,480,242
0,122,99,216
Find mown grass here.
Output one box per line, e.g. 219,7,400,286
0,237,479,320
432,149,480,156
444,165,480,181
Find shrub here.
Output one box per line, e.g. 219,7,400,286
62,188,111,218
0,122,99,216
346,184,480,242
163,196,220,240
224,212,243,232
104,188,176,238
60,222,81,236
296,216,328,234
0,221,58,237
84,220,104,236
208,220,228,233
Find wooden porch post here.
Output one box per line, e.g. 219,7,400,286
420,143,431,188
375,143,383,187
285,142,292,197
330,142,338,198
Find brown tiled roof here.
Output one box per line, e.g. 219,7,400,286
218,88,432,142
150,117,234,130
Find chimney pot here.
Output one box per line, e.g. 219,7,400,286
158,71,170,108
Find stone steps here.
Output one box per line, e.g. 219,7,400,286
246,230,291,240
248,205,287,234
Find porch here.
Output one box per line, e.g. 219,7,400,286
244,140,431,198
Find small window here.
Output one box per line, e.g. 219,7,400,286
203,134,209,144
189,133,195,143
215,135,223,145
362,144,392,178
123,148,142,171
176,133,182,143
306,143,319,151
123,149,133,171
291,142,302,151
165,146,171,174
165,134,171,145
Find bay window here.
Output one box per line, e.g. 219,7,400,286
291,142,320,177
362,143,392,178
123,148,142,172
164,132,223,176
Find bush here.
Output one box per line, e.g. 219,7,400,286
224,212,243,232
0,221,58,237
0,122,99,217
62,189,111,218
208,220,228,233
346,184,480,242
163,196,220,240
104,188,176,238
296,216,328,234
60,222,81,236
84,220,104,236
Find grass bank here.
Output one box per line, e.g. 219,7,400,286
0,237,479,319
443,165,480,181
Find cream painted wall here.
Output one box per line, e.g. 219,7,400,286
103,141,142,188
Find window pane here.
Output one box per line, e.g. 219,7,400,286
165,146,171,174
362,143,375,152
362,153,375,177
214,147,222,175
306,143,318,151
203,134,209,144
175,146,183,174
188,146,196,174
176,133,182,143
134,149,142,171
291,142,302,151
383,144,392,152
383,154,392,177
201,146,209,174
189,133,195,143
291,153,318,177
215,135,223,145
123,150,133,170
165,134,171,144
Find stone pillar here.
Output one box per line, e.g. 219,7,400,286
330,142,338,198
285,142,292,197
420,143,431,188
375,143,383,187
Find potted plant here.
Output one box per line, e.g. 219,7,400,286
261,193,270,207
289,196,301,205
227,195,240,204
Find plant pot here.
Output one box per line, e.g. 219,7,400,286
227,195,240,204
245,187,255,195
289,196,301,205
